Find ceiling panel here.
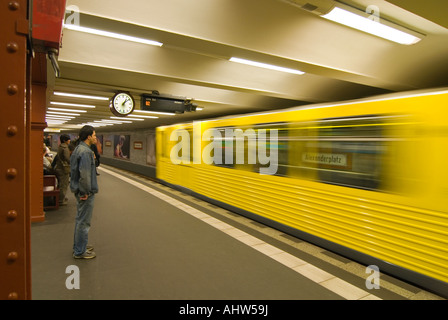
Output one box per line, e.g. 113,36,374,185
45,0,448,133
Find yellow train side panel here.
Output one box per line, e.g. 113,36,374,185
157,89,448,286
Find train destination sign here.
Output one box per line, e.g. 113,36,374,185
302,152,348,167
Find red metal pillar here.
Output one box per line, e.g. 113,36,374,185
0,0,32,299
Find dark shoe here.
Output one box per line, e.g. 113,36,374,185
73,251,96,259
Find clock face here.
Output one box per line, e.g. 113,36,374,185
111,92,135,116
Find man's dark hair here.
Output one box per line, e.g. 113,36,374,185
78,125,95,141
60,134,70,144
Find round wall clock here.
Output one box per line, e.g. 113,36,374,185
110,92,135,116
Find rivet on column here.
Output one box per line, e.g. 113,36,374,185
7,126,18,136
7,252,19,262
6,42,18,53
7,210,18,221
8,2,20,11
6,168,18,179
8,292,19,300
7,84,18,95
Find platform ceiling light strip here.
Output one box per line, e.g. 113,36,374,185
45,115,75,119
46,119,72,122
133,110,173,116
50,101,96,108
110,116,145,121
229,57,305,75
46,118,69,121
84,122,113,126
83,123,111,127
46,122,67,125
322,6,422,45
96,119,133,124
63,24,163,47
128,114,159,119
47,111,81,116
54,92,109,100
48,107,88,113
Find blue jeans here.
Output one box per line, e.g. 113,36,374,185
73,194,95,255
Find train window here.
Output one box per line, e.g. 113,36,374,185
208,127,235,169
252,123,288,176
209,125,287,172
305,115,385,190
169,128,193,164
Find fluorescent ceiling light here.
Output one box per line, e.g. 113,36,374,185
47,111,81,116
80,123,105,127
110,116,145,121
46,120,67,124
229,57,305,75
96,119,133,124
50,101,96,108
83,122,113,127
133,110,172,116
128,114,159,119
48,107,88,113
322,6,422,45
45,115,75,119
91,124,111,127
63,24,163,47
54,92,109,100
46,119,71,122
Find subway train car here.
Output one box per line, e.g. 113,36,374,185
156,88,448,296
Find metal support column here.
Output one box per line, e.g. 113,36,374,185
0,0,32,300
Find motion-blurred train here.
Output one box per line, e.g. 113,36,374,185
156,88,448,296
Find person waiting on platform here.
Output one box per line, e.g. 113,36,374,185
70,125,98,259
43,143,54,175
54,134,71,206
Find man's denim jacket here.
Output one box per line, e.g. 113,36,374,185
70,141,99,196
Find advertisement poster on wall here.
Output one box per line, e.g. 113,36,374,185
114,135,130,160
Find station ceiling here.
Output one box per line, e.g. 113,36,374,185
45,0,448,132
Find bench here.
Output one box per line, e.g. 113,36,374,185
43,175,60,210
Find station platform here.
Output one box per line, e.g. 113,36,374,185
31,165,445,302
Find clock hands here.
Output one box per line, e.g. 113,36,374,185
121,97,130,106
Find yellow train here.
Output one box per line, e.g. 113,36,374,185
156,88,448,296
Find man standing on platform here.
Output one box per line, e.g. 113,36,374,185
54,134,71,206
70,125,98,259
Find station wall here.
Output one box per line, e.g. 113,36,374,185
46,128,157,179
